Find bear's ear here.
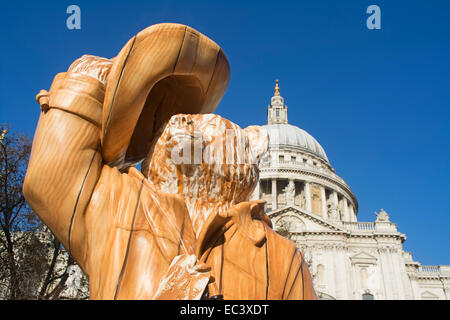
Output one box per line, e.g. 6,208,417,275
244,125,269,164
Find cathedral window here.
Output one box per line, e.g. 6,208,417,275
362,293,374,300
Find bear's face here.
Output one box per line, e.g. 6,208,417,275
143,114,268,204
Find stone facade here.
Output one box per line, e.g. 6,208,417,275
251,82,450,300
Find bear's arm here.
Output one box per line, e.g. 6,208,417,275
23,104,103,260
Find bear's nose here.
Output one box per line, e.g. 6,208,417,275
170,115,193,127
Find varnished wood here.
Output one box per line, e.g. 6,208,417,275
102,23,230,170
23,23,317,300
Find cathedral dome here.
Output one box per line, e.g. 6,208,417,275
262,123,329,163
254,80,358,223
264,79,329,163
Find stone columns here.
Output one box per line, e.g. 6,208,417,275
389,248,405,299
320,186,327,218
337,247,349,299
271,179,277,210
332,191,339,216
378,248,393,299
250,179,261,200
350,263,359,299
343,198,349,222
442,282,450,300
344,252,354,299
304,181,312,212
325,246,335,296
332,245,342,299
286,179,295,206
409,274,421,300
396,252,413,299
349,205,356,222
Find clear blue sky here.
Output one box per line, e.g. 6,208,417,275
1,0,449,265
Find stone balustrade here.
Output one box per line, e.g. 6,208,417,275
343,222,375,232
343,221,401,234
375,221,398,232
419,265,441,273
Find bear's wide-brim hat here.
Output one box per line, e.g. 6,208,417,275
101,23,230,170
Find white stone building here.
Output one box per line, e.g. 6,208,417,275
251,81,450,300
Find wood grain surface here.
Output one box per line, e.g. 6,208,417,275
23,23,317,300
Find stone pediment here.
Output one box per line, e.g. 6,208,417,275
267,205,346,234
350,251,378,265
420,291,439,300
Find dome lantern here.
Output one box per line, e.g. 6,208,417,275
256,80,358,233
267,79,288,124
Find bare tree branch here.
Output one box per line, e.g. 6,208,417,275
0,124,89,300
